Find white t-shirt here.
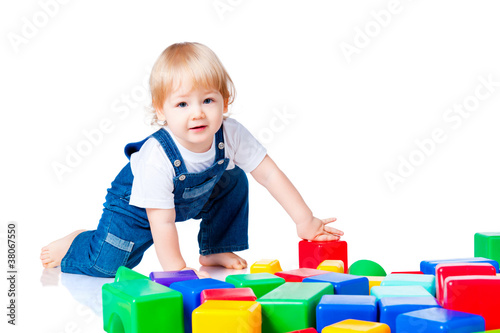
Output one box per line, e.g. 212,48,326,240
129,118,267,209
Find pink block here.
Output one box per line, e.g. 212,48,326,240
200,288,257,304
436,263,496,304
286,328,318,333
443,275,500,330
274,268,329,282
299,240,348,273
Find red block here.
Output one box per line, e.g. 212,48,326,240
391,271,424,274
200,288,257,304
274,268,329,282
442,275,500,330
287,328,318,333
436,263,497,305
299,240,348,273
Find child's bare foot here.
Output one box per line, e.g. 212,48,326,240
40,230,86,268
199,252,247,270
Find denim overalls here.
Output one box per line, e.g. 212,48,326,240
61,125,249,277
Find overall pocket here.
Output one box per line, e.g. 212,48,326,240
182,176,218,199
93,232,134,277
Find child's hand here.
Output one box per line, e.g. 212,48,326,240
296,217,343,241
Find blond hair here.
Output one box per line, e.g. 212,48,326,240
149,42,235,124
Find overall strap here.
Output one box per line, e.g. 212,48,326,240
151,129,188,175
214,124,225,161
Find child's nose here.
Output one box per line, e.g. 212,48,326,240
191,105,206,119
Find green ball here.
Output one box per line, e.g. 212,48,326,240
348,259,386,276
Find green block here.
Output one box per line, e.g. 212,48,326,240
475,232,500,265
114,266,149,283
257,282,333,333
102,279,184,333
225,273,286,298
370,285,432,301
381,273,436,296
473,330,500,333
348,259,386,276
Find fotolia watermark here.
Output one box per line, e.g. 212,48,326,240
212,0,243,21
339,0,415,64
384,74,499,191
7,0,72,54
51,67,151,182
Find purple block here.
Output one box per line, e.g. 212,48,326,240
149,270,199,287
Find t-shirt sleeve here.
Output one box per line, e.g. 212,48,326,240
225,118,267,173
129,138,175,209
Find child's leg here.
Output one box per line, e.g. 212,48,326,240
40,229,86,268
196,166,249,269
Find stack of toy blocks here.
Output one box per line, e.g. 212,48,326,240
101,233,500,332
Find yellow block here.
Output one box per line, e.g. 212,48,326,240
192,300,261,333
322,319,390,332
317,260,345,273
366,276,384,294
250,259,282,274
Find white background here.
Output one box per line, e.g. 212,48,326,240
1,0,500,331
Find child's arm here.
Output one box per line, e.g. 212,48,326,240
146,208,187,271
251,154,343,241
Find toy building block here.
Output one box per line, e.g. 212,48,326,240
258,282,333,333
102,279,184,333
303,272,369,295
170,278,234,333
275,268,330,282
366,276,384,294
435,263,497,304
286,329,318,333
250,259,283,274
475,233,500,265
378,296,439,331
149,270,198,287
420,257,500,275
114,266,149,282
192,300,261,333
316,295,377,332
442,275,500,330
396,307,485,333
201,288,257,303
381,273,436,296
348,260,386,277
317,260,344,273
322,319,390,332
299,240,348,272
370,285,432,301
226,273,286,298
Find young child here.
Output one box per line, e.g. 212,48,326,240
40,42,343,277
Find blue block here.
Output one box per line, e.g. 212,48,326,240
381,273,436,296
370,285,432,301
303,272,369,295
170,278,234,333
420,257,499,275
316,295,377,332
379,296,440,331
396,307,485,333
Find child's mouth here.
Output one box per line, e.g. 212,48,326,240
190,125,207,132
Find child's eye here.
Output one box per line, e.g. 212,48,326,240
203,98,214,104
177,102,187,108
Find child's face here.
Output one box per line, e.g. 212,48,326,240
157,80,228,153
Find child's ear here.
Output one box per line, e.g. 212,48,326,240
155,107,166,121
223,99,229,113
